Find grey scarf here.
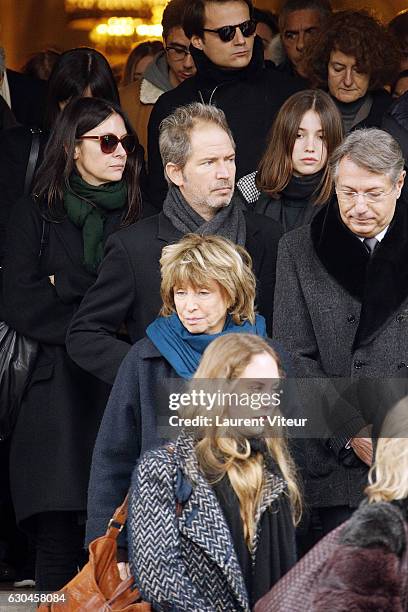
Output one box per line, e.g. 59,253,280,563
163,185,247,245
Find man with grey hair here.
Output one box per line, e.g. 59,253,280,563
278,0,332,78
274,127,406,544
67,102,282,385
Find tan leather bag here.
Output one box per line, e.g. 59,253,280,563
38,496,151,611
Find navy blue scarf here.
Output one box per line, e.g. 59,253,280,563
146,313,267,379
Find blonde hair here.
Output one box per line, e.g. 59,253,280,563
366,398,408,503
159,234,256,325
185,334,302,547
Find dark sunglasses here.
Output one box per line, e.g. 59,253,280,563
78,133,136,154
203,18,256,43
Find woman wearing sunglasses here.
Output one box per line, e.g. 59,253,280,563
1,96,143,592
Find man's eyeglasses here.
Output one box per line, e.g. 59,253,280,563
165,45,192,61
336,186,396,204
78,133,136,154
203,18,256,43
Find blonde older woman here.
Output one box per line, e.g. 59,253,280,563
85,234,271,553
128,333,301,611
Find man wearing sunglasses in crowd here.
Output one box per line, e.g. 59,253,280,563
120,0,196,154
147,0,305,211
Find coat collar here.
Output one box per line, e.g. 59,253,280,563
173,432,286,610
311,197,408,348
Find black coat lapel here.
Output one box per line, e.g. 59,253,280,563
354,199,408,347
311,198,408,348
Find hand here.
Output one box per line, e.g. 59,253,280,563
117,562,131,581
350,431,373,466
49,275,55,285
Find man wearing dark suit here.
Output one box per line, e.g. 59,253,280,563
273,127,407,538
67,103,282,385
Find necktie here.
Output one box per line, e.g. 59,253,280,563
363,237,378,256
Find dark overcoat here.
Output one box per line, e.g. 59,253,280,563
67,209,282,385
85,337,175,546
273,198,408,508
1,195,122,524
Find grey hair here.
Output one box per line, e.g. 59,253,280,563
330,128,405,186
159,102,235,184
279,0,332,32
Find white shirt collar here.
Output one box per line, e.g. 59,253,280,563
357,225,389,243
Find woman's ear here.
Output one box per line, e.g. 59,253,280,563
73,143,80,161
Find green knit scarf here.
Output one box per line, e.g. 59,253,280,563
64,174,127,273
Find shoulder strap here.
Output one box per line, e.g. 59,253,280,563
106,494,129,540
24,127,42,197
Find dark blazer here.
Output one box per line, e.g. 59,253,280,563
273,199,408,508
67,210,282,385
1,195,122,524
6,69,47,128
147,38,304,209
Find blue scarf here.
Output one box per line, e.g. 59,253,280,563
146,313,267,379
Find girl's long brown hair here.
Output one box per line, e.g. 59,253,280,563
256,89,343,205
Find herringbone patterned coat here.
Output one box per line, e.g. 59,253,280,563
128,432,288,612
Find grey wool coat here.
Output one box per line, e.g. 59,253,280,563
273,198,408,508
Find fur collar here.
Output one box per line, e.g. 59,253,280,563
140,78,165,105
311,198,408,348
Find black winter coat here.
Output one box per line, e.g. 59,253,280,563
1,196,124,524
0,126,48,262
6,69,47,128
66,210,282,385
147,37,305,209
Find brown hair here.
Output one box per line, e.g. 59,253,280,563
159,234,256,324
304,10,401,90
183,0,253,39
187,333,302,545
122,40,163,86
162,0,191,40
256,89,343,205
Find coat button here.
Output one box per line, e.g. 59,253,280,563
396,314,404,323
347,315,356,323
354,360,364,369
398,362,407,370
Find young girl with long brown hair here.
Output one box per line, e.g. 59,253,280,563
237,89,343,233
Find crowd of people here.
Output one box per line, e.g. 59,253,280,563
1,0,408,610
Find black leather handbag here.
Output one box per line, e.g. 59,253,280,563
0,321,38,440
